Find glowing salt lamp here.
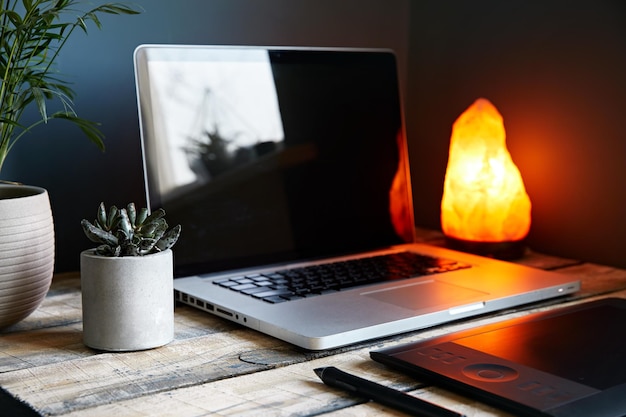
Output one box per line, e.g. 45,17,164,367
441,98,531,259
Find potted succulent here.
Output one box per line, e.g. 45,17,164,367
0,1,139,328
80,202,181,351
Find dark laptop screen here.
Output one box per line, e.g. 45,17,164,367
135,46,414,276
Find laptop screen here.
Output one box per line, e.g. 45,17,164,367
134,45,414,276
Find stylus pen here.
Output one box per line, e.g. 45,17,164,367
314,366,465,417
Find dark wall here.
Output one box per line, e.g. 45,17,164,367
7,0,626,272
407,1,626,268
3,0,409,272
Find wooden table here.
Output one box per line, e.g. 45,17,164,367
2,228,626,417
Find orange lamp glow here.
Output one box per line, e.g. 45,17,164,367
441,98,531,258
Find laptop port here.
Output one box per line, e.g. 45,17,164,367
216,308,233,317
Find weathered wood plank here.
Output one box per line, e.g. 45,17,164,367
51,348,513,417
0,323,88,373
1,328,287,415
556,262,626,297
0,272,254,373
0,308,245,374
46,352,427,417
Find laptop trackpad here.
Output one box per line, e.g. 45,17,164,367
361,280,488,311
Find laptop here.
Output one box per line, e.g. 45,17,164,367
133,44,580,350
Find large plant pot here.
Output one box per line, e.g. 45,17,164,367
0,184,55,329
80,249,174,351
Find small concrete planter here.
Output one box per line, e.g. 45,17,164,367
80,249,174,351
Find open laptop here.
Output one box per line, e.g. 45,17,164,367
133,44,580,350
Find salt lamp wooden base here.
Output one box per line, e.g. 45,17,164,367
445,236,526,260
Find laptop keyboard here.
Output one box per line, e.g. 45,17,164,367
213,251,471,304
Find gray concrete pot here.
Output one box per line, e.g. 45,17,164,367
0,184,54,329
80,249,174,351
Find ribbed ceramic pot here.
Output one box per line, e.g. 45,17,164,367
0,184,55,329
80,249,174,351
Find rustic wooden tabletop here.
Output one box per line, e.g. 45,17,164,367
2,228,626,416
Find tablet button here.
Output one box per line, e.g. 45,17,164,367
477,369,505,379
462,364,519,382
518,381,542,391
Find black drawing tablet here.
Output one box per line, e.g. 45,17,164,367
371,298,626,417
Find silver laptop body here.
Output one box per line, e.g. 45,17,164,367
133,44,580,350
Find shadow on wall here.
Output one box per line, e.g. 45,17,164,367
407,0,626,268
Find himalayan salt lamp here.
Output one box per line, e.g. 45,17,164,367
441,98,531,259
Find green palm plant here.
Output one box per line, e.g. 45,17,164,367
0,0,140,175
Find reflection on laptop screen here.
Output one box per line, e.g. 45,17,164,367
136,46,413,276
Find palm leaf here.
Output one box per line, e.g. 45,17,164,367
0,0,142,173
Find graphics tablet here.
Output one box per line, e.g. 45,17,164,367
371,298,626,417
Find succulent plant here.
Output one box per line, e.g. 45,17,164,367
81,202,181,257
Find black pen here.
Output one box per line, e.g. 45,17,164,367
314,366,465,417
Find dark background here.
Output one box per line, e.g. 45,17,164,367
5,0,626,272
